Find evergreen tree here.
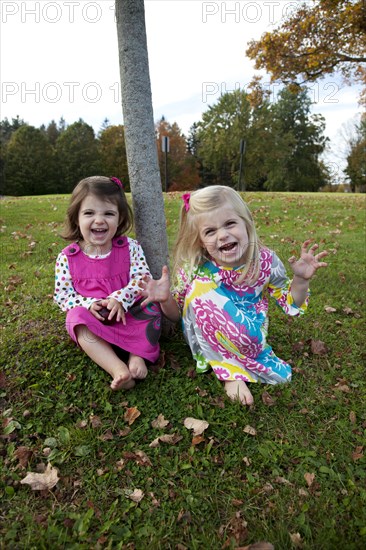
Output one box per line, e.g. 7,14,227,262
55,119,101,193
265,87,329,191
3,125,57,196
98,125,130,190
345,116,366,192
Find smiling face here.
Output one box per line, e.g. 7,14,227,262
77,194,120,255
198,203,249,268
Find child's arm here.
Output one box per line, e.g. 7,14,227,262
107,240,152,313
54,252,99,312
288,240,328,307
139,266,181,322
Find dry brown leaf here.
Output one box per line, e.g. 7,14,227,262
243,425,257,436
118,427,131,437
122,450,152,467
304,472,315,487
334,383,351,393
159,434,183,445
124,406,141,425
289,532,302,547
191,435,205,446
149,433,183,447
183,417,209,436
274,476,292,485
15,446,33,469
349,411,356,424
99,429,113,441
125,488,144,503
352,446,364,461
324,306,337,313
149,491,160,507
310,339,328,355
343,306,354,315
90,415,102,428
261,391,275,406
20,463,59,491
151,414,169,429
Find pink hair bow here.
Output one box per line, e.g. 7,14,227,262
110,177,123,189
182,193,190,212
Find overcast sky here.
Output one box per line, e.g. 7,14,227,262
1,1,362,180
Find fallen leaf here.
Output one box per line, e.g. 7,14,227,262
324,306,337,313
261,391,275,406
289,532,302,547
310,339,328,355
334,383,350,393
304,472,315,487
343,307,354,315
352,446,364,461
115,459,125,470
90,415,102,428
20,463,59,491
123,450,152,467
149,433,183,447
149,491,160,507
124,407,141,425
149,350,166,373
274,476,292,486
15,446,33,469
183,417,209,436
118,427,131,437
151,414,169,429
243,425,256,436
125,488,144,503
191,435,205,445
349,411,356,424
99,430,113,441
159,434,183,445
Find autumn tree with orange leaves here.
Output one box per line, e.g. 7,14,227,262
246,0,366,100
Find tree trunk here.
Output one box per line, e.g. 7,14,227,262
115,0,169,278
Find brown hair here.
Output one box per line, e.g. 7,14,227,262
61,176,133,241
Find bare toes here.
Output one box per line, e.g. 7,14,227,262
128,357,148,379
111,374,133,390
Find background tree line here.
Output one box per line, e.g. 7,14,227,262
0,85,364,196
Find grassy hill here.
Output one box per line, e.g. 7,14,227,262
1,192,365,549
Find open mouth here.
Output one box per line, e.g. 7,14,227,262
92,228,107,234
219,242,237,252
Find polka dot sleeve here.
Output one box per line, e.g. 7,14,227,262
54,252,98,312
108,239,151,310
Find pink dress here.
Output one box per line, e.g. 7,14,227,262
54,237,161,363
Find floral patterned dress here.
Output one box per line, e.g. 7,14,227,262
173,247,308,385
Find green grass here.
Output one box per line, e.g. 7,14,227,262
1,192,365,549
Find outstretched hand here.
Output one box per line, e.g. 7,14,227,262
139,265,171,308
288,240,328,280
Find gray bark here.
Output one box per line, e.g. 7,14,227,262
115,0,169,278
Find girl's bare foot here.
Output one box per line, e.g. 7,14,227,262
128,354,148,379
110,364,134,390
224,380,254,406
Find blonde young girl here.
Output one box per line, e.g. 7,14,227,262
140,185,328,406
54,176,161,390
